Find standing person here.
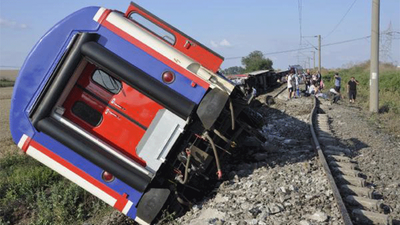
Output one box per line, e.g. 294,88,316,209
291,71,297,98
334,73,342,93
294,72,300,98
305,69,312,93
287,71,294,100
347,77,359,103
316,71,322,83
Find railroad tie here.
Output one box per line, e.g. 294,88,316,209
327,155,356,163
317,122,329,126
317,114,329,118
318,132,333,138
325,145,352,155
317,128,333,136
317,123,330,130
323,150,347,156
318,137,338,145
331,167,361,177
340,185,374,198
352,209,392,225
336,174,366,187
329,161,359,170
345,195,383,212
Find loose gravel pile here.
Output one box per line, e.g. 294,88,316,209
175,93,344,225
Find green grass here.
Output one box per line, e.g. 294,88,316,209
0,152,108,224
322,61,400,134
0,78,15,87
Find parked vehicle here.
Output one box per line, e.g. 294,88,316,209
10,2,264,224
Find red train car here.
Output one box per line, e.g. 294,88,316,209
10,2,264,224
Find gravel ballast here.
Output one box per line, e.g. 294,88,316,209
175,94,345,225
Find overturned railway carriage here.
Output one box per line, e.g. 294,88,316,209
226,70,282,96
10,2,263,224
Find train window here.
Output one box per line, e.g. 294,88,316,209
129,13,176,45
72,101,103,127
92,70,122,94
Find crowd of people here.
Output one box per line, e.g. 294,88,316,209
286,69,359,104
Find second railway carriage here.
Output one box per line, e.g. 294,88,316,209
10,2,264,224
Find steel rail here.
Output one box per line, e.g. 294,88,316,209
309,97,353,225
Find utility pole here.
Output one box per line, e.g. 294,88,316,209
313,51,316,69
370,0,380,112
318,35,321,73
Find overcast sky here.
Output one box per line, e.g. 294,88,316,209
0,0,399,70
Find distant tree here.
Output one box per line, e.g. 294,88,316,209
241,51,273,72
221,66,245,75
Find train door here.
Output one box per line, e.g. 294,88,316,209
62,62,164,165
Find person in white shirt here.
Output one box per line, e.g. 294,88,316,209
309,80,319,95
294,73,300,97
287,71,294,100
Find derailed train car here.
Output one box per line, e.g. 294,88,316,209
226,70,281,97
10,2,264,224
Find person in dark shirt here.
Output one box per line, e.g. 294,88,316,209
334,73,341,93
304,69,312,93
316,71,322,83
347,77,359,103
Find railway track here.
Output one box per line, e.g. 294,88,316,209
309,97,392,225
175,83,396,224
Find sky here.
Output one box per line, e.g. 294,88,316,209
0,0,399,71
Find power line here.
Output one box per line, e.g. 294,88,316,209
225,35,372,60
302,37,318,50
322,35,370,47
324,0,358,39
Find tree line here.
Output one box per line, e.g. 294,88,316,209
221,50,273,75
